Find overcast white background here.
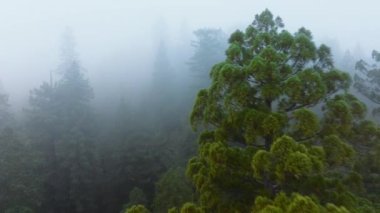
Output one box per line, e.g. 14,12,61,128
0,0,379,110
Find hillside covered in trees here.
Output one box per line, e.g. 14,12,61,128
0,4,380,213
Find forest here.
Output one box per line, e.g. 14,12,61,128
0,4,380,213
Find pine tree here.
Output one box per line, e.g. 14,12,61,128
26,29,97,213
187,9,378,212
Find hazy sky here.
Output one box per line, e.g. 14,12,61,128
1,0,379,109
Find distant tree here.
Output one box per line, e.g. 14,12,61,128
0,85,13,129
187,9,378,212
188,28,227,88
354,50,380,114
353,50,380,203
144,39,180,131
26,29,97,213
339,50,356,73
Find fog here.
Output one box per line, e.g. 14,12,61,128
2,1,380,212
1,0,379,112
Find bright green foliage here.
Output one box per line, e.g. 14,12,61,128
252,135,323,184
179,203,202,213
187,9,378,212
253,192,350,213
125,204,150,213
153,168,194,213
325,204,350,213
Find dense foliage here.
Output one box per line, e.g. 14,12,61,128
185,9,379,212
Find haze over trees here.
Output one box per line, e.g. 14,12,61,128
0,6,379,213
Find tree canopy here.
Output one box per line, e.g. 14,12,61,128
185,9,379,212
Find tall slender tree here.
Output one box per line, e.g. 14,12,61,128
27,28,97,213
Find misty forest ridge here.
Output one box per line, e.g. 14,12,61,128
0,2,379,213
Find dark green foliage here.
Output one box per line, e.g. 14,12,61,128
153,168,194,213
352,51,380,204
96,132,166,213
0,128,41,212
123,187,148,209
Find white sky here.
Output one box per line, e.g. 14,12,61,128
0,0,379,108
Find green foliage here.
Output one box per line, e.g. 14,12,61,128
187,9,379,212
253,192,350,213
179,203,202,213
252,135,323,184
125,204,150,213
153,168,194,213
291,108,320,139
127,187,148,207
321,135,354,167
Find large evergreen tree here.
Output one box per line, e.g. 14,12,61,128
186,9,378,212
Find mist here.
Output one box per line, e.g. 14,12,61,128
1,0,379,111
1,1,380,212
